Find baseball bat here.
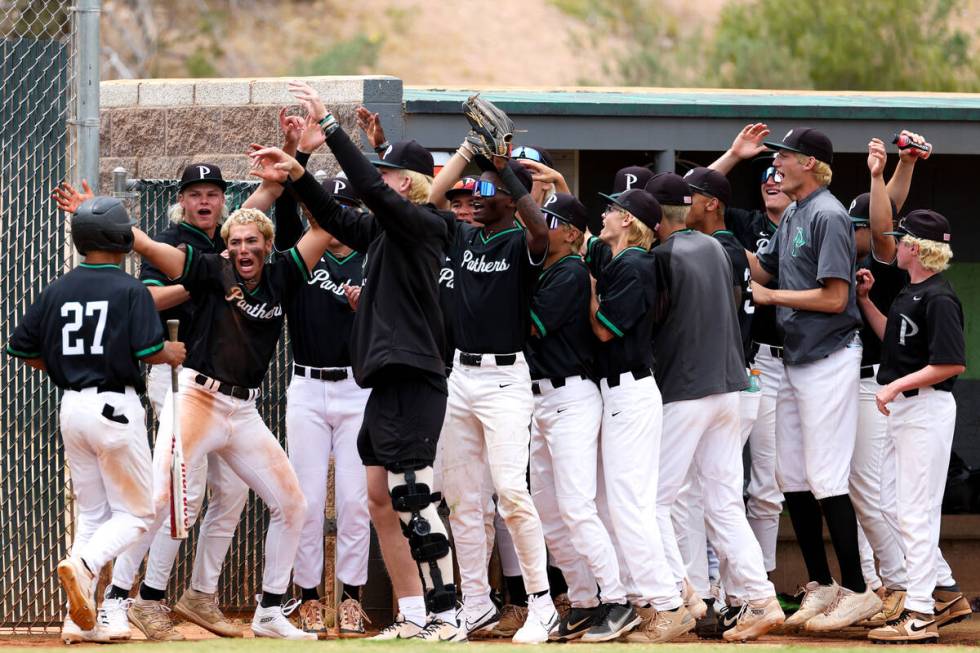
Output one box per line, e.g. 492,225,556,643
167,319,189,540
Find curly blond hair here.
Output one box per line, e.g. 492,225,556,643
795,153,833,186
904,235,953,272
220,207,275,242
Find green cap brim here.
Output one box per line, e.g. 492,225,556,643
371,159,404,170
597,192,627,211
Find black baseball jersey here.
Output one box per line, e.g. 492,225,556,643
725,206,782,348
584,236,613,281
287,249,364,368
139,222,224,343
713,229,754,365
6,263,164,392
860,256,908,367
439,244,457,367
525,255,596,380
451,221,541,354
178,244,309,388
877,273,965,392
594,247,658,378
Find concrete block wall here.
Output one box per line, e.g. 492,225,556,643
98,76,404,192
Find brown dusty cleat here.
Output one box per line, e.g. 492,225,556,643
173,588,243,638
127,597,185,641
626,605,695,643
932,589,972,628
57,557,96,631
489,604,528,638
683,580,707,619
552,593,571,621
860,589,906,628
297,599,328,638
868,609,939,644
723,596,785,642
338,597,371,638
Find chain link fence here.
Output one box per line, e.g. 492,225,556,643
1,0,79,633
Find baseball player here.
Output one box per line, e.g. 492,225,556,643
126,198,335,639
6,197,185,644
280,80,464,642
644,173,784,642
524,193,636,642
751,127,883,630
585,188,692,643
855,210,966,643
53,166,250,641
272,172,372,637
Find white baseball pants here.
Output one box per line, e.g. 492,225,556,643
530,376,622,607
133,368,306,595
60,388,154,573
746,346,784,572
113,365,249,595
599,373,679,610
850,371,907,589
661,393,774,602
776,339,862,499
286,371,370,589
442,352,549,598
885,388,957,614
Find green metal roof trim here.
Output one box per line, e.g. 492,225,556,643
405,88,980,121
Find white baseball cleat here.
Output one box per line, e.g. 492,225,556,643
805,586,882,631
461,594,501,635
57,557,96,631
251,598,316,640
98,589,133,640
722,596,785,641
414,615,467,642
61,616,110,644
512,593,559,644
782,580,839,630
371,613,426,640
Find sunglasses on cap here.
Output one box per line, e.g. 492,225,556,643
761,167,784,184
511,146,544,163
545,214,571,230
474,179,511,198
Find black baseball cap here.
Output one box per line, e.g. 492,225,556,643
372,140,434,176
643,172,692,206
764,127,834,165
179,163,227,192
541,192,588,232
601,188,662,231
320,176,360,206
885,209,951,243
609,165,654,197
511,145,554,169
445,176,478,201
684,167,732,207
847,192,897,225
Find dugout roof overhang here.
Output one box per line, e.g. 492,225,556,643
402,86,980,155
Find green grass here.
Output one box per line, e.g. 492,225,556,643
3,641,977,653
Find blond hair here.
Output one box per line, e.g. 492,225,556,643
394,169,434,205
168,203,229,224
566,224,585,252
795,153,832,186
220,207,275,242
904,235,953,272
625,214,655,250
661,204,690,226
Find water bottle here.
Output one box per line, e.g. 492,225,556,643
747,369,761,393
891,132,932,160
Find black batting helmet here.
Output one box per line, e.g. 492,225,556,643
71,196,136,255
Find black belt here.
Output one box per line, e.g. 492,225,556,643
531,374,588,396
194,374,257,401
860,365,876,379
66,384,127,393
294,364,348,382
903,389,919,398
767,345,784,359
459,353,517,367
604,367,652,388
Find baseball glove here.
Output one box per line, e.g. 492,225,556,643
462,94,514,158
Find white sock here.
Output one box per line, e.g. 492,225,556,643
435,608,457,623
398,596,426,627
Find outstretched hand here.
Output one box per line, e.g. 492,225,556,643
867,138,886,178
355,106,387,149
52,179,94,214
298,111,325,153
247,144,302,184
730,123,770,160
278,108,304,153
288,80,328,122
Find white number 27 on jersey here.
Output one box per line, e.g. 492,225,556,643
61,301,108,355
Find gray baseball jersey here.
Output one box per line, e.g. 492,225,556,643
652,230,747,403
756,187,861,365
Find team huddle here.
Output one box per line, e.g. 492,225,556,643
7,82,972,645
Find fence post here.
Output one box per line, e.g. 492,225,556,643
76,0,101,191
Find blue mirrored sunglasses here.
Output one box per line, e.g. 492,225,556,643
511,146,543,163
761,166,784,184
475,179,510,198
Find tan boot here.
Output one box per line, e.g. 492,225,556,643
868,609,939,643
127,597,185,641
933,589,972,628
297,599,328,638
858,588,905,627
552,593,571,621
489,604,528,638
338,597,371,638
626,605,694,643
173,588,243,638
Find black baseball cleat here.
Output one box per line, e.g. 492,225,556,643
549,605,603,642
695,598,721,639
581,603,641,642
717,604,742,638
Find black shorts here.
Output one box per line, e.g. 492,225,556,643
357,367,447,472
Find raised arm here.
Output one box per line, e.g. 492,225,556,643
709,123,770,175
429,142,473,209
867,138,896,263
885,129,929,213
519,159,571,204
493,158,548,260
132,227,186,280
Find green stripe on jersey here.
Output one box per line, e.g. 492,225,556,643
142,279,165,286
289,247,310,281
530,310,547,337
134,341,165,358
6,345,41,358
180,244,195,280
595,310,624,338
